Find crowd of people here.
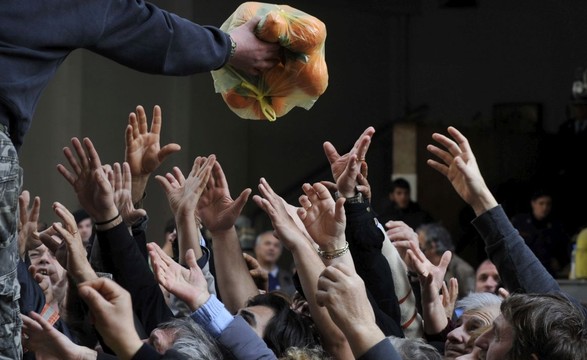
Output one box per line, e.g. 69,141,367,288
2,1,587,359
7,114,587,359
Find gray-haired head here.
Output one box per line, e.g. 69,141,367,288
417,222,455,254
156,317,223,360
456,291,502,313
387,336,442,360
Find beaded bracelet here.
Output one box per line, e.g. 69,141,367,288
317,241,350,260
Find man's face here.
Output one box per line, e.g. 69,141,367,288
28,244,65,285
77,218,93,245
238,305,276,338
254,233,282,266
475,261,500,293
475,314,514,360
445,305,501,359
390,188,410,209
530,195,552,221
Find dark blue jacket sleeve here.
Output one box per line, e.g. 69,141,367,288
356,338,402,360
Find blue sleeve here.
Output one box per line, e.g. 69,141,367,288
190,294,233,337
88,0,231,74
190,295,276,359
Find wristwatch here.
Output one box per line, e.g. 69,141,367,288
335,191,367,204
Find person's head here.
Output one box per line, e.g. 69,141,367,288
475,293,587,360
241,292,320,357
147,317,222,359
417,222,455,261
389,177,411,209
163,218,178,260
444,292,502,359
454,324,491,360
529,189,552,221
28,243,66,285
387,336,442,360
475,259,500,293
254,230,283,268
73,208,93,246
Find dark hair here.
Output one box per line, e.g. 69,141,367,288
73,208,90,224
390,177,411,192
416,222,455,254
530,188,552,201
164,217,176,234
501,293,587,360
246,292,320,357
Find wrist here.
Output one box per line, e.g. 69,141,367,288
95,214,123,231
335,190,367,204
228,33,237,58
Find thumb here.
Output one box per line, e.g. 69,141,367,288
185,248,198,270
78,284,107,312
439,251,452,271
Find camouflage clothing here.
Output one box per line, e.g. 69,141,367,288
0,130,22,359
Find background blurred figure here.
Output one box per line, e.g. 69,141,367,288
160,218,179,262
253,230,295,296
376,177,434,231
417,223,475,299
475,259,500,294
73,209,94,250
510,188,571,277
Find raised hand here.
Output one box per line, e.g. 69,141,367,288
405,240,452,334
35,202,97,283
243,252,268,293
21,311,96,360
385,220,420,261
57,137,118,223
197,161,251,232
441,277,459,319
18,190,41,258
77,278,143,360
148,242,210,312
427,126,497,215
125,105,181,204
323,127,374,186
252,177,313,251
109,162,147,226
297,182,346,252
316,262,384,358
156,156,215,218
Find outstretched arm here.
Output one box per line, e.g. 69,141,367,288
426,126,497,216
156,156,215,265
197,160,256,313
427,126,561,296
253,178,353,358
316,263,402,360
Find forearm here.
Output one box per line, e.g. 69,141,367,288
344,322,387,359
292,240,352,358
97,221,173,333
420,292,448,335
469,187,498,217
210,227,258,313
473,205,560,293
175,212,203,265
131,176,149,205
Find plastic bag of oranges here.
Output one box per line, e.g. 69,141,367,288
212,2,328,121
